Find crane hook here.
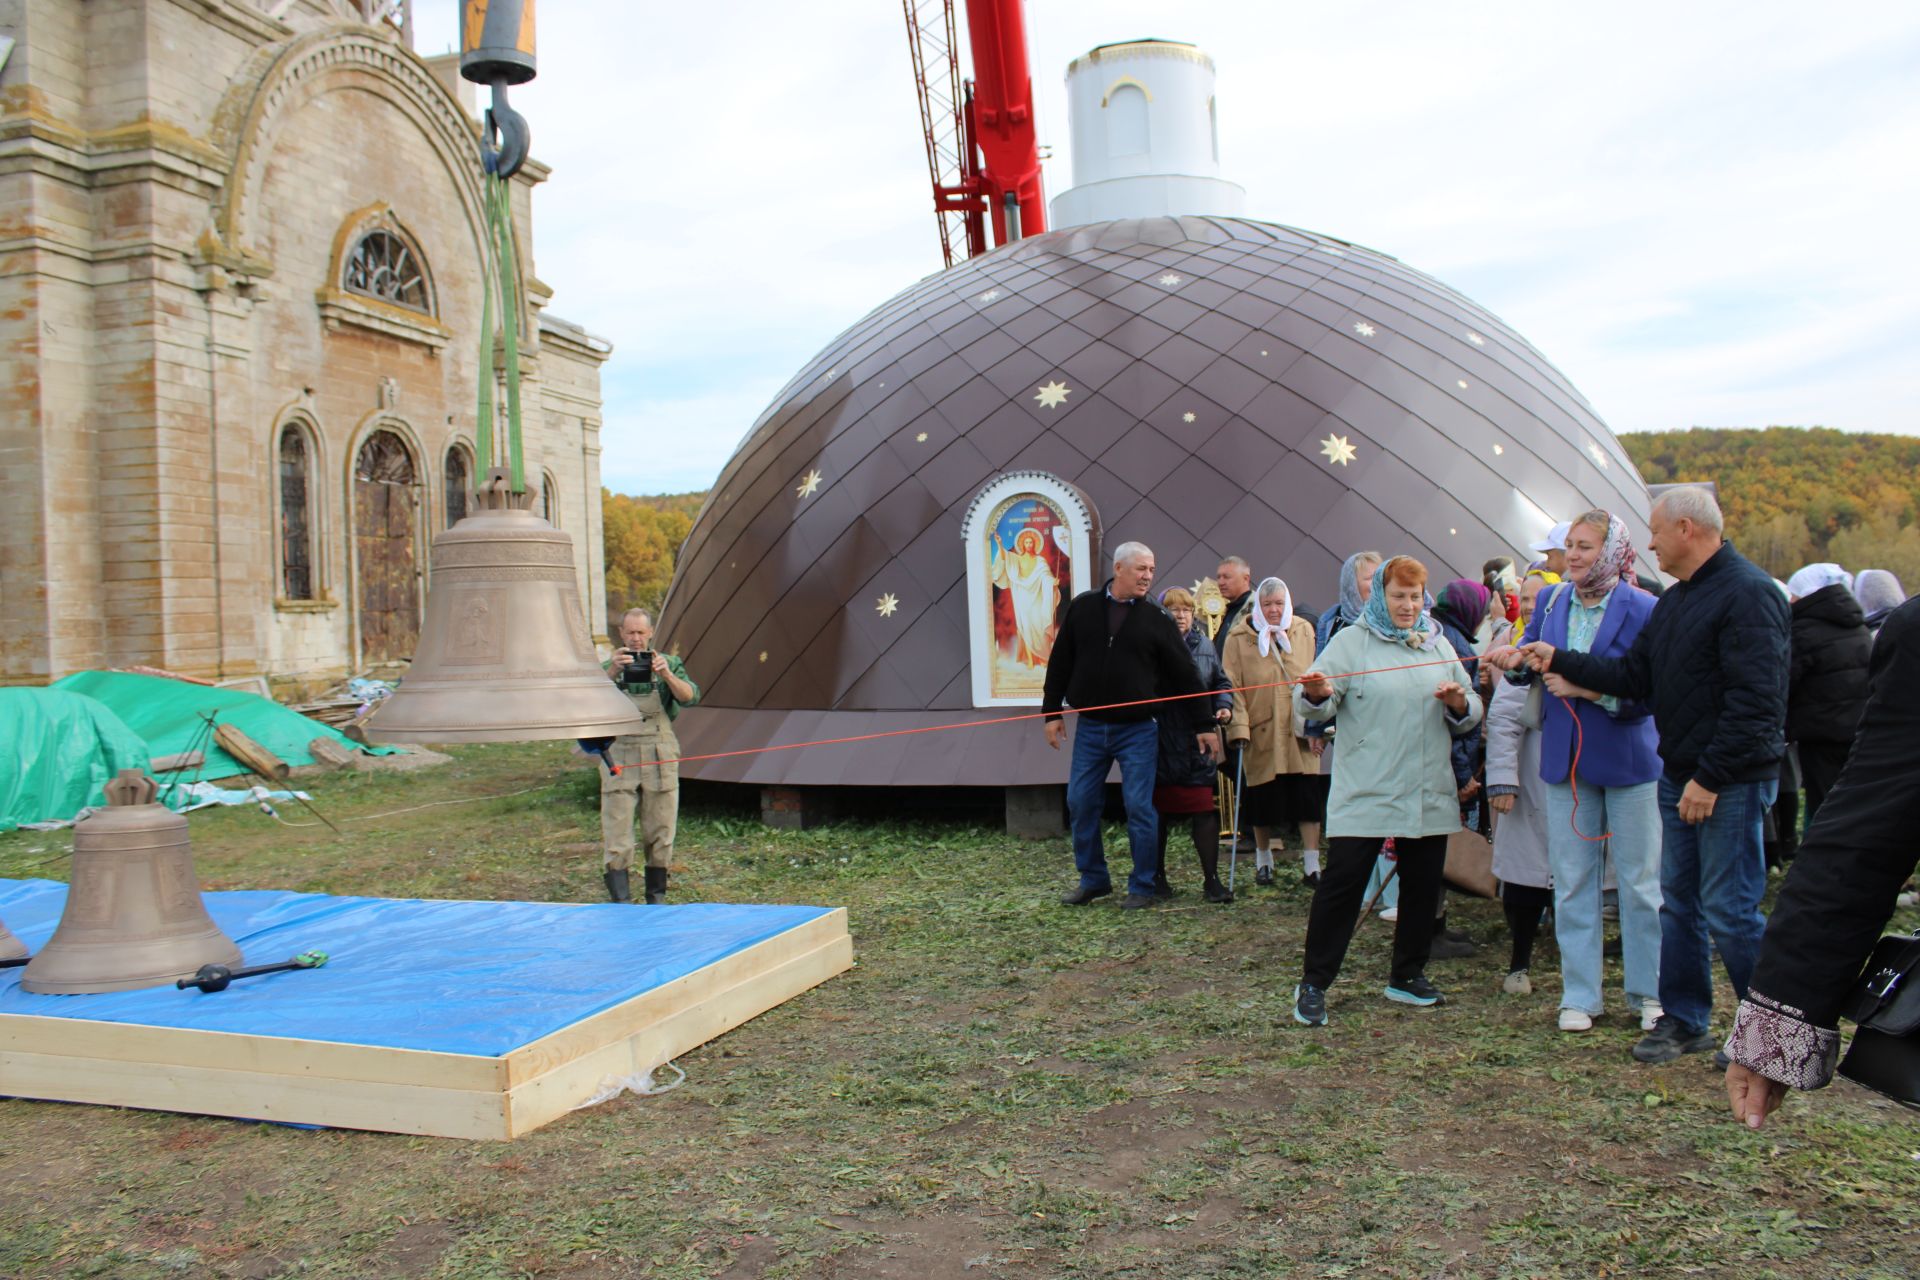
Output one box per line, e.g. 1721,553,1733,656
484,80,531,179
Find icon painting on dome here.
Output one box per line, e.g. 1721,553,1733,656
962,472,1096,706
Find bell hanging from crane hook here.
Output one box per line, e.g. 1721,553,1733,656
362,470,645,745
460,0,537,178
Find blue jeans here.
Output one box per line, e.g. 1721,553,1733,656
1546,779,1661,1015
1067,717,1161,897
1654,774,1775,1034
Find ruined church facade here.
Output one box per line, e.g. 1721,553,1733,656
0,0,611,692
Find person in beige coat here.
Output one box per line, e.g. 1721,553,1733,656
1221,577,1326,885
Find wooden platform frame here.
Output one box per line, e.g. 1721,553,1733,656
0,909,851,1140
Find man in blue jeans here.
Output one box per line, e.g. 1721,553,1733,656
1511,487,1789,1064
1043,542,1221,909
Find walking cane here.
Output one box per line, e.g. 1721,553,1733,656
1227,745,1246,893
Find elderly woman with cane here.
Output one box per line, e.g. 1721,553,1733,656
1288,556,1483,1026
1221,577,1323,886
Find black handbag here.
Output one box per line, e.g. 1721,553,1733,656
1839,930,1920,1108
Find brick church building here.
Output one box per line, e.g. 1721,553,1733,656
0,0,612,692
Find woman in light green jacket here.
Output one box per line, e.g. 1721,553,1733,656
1287,555,1483,1026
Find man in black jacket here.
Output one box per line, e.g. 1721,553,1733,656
1504,487,1789,1065
1044,542,1221,909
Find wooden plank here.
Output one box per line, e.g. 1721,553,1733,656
0,1014,505,1091
504,930,853,1137
306,736,357,769
214,723,290,781
0,1049,509,1140
149,750,205,774
501,908,849,1087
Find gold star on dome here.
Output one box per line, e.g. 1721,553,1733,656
1353,322,1376,338
796,469,823,498
1182,411,1197,424
915,431,928,443
1493,444,1505,456
758,651,768,663
1158,273,1182,286
1033,380,1071,409
1587,442,1610,469
1457,380,1469,390
1466,332,1486,345
876,592,900,618
979,289,1001,302
1319,433,1358,467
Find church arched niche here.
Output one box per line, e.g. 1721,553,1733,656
960,472,1097,707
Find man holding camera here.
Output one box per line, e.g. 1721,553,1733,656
601,607,701,904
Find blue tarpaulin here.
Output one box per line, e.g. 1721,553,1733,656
0,879,835,1057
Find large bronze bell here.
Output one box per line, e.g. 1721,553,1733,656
21,770,242,995
363,473,644,743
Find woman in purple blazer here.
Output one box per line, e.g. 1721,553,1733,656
1508,511,1664,1035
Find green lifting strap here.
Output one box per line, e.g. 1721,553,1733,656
475,173,527,494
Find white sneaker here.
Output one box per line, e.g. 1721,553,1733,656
1558,1008,1594,1033
1502,969,1532,996
1640,999,1664,1032
1378,906,1399,922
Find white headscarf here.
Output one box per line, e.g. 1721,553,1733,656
1786,563,1853,599
1252,576,1293,656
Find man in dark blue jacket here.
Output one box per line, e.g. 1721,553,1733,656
1044,542,1221,910
1508,488,1789,1065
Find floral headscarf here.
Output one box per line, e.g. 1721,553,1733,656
1250,577,1294,656
1571,512,1636,599
1335,551,1378,626
1359,558,1436,649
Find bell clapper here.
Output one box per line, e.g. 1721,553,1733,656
177,949,329,994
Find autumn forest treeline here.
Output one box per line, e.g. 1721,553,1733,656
602,426,1920,626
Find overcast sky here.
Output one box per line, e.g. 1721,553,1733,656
413,2,1920,496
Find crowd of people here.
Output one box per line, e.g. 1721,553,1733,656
1037,489,1917,1125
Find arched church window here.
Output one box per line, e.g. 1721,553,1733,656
539,470,560,526
445,445,471,528
279,424,316,600
344,229,431,314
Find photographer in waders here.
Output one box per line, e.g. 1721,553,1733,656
601,608,701,904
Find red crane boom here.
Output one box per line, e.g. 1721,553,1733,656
901,0,1046,267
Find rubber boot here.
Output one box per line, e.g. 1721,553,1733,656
644,866,669,905
603,867,633,904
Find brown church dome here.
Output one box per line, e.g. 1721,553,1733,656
657,216,1648,787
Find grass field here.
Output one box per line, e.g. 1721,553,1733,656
1,742,1915,1279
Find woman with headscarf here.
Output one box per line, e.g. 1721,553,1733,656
1484,569,1559,995
1222,577,1323,885
1288,556,1483,1025
1152,587,1235,901
1500,510,1663,1035
1852,568,1907,632
1784,563,1873,826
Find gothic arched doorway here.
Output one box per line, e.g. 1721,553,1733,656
354,428,421,663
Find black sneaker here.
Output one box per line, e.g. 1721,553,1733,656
1060,883,1113,906
1632,1014,1716,1064
1255,866,1275,886
1385,976,1446,1007
1302,870,1322,888
1202,878,1234,904
1116,892,1156,910
1293,983,1328,1026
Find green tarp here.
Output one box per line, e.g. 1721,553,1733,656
50,672,399,785
0,688,151,830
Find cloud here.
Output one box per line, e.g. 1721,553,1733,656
415,1,1920,494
